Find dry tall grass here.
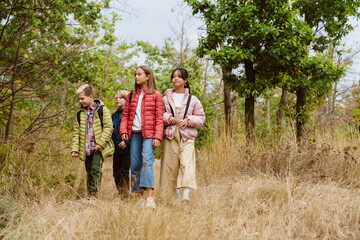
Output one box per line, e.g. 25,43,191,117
1,126,360,239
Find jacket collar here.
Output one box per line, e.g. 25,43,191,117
165,88,189,100
164,88,189,107
136,87,148,95
116,108,124,114
79,99,103,111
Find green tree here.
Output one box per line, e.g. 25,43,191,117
0,0,109,141
291,0,360,141
185,0,312,143
68,13,137,106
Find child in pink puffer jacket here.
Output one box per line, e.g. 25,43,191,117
160,67,206,203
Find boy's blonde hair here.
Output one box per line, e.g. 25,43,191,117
115,90,129,99
76,84,93,96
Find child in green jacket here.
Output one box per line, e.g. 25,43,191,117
71,84,114,201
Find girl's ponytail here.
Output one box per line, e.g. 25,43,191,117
184,81,191,94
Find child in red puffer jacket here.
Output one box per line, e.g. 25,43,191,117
120,65,163,208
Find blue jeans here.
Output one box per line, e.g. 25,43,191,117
130,132,154,192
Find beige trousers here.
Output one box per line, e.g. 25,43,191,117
160,107,197,191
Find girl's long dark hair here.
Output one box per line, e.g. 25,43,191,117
171,68,190,94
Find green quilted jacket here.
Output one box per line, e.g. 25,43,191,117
71,100,114,161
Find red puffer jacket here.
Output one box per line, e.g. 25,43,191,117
120,88,164,140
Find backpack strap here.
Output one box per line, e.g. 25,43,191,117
77,105,104,129
183,94,192,119
77,110,81,125
169,103,175,118
97,105,104,129
169,94,192,119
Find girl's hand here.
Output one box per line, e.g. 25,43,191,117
71,152,79,158
119,141,127,149
121,134,129,141
169,116,177,125
152,139,160,148
95,145,103,152
177,119,189,128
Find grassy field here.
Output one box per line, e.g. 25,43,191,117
1,128,360,239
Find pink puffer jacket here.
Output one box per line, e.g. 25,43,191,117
120,88,163,140
163,88,205,140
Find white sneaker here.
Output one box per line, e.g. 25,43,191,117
145,197,156,209
182,196,191,202
138,198,145,207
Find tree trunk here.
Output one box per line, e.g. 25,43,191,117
222,67,232,129
330,82,338,120
266,96,270,132
224,85,232,128
201,60,209,102
5,86,16,142
4,9,28,142
276,87,287,128
60,78,68,111
102,47,109,99
296,86,307,143
244,60,256,143
318,95,327,135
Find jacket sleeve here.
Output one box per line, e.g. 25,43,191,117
71,115,80,153
120,92,131,136
111,113,117,144
186,97,206,128
153,91,164,141
163,96,172,126
96,106,113,148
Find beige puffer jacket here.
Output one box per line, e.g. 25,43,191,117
71,100,114,161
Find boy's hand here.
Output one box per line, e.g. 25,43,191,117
119,141,127,149
152,139,160,148
95,145,103,152
121,133,129,141
168,116,177,125
177,119,188,128
71,152,79,158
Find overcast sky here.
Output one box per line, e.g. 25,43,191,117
108,0,360,85
110,0,201,48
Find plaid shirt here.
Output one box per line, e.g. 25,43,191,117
85,102,97,155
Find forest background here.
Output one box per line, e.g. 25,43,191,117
2,0,360,239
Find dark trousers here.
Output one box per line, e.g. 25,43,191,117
113,146,131,195
85,151,103,198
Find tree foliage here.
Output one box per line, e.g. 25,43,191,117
185,0,359,142
0,0,109,141
185,0,313,142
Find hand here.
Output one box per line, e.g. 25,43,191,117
95,145,103,152
152,139,160,148
177,119,188,128
121,134,129,141
71,152,79,158
118,141,127,149
168,116,177,125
